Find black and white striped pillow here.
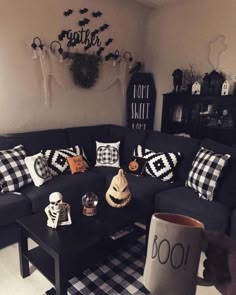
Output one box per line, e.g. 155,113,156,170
0,145,32,193
42,146,87,176
186,147,230,201
134,145,180,182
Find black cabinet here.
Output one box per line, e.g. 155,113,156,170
161,93,236,145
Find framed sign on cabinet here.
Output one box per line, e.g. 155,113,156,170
126,72,156,130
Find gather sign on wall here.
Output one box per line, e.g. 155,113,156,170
126,73,156,130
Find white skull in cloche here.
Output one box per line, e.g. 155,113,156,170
49,192,63,213
106,169,131,208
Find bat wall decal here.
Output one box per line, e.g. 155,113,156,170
80,8,89,14
91,29,99,37
100,24,109,32
97,47,105,56
79,18,90,27
64,9,73,16
58,30,67,41
55,8,117,59
92,11,103,18
105,38,113,46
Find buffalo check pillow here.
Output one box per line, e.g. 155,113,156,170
186,147,230,201
0,145,32,193
95,141,120,168
134,145,180,182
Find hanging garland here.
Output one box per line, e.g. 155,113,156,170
70,53,100,88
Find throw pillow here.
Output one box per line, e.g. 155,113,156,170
67,155,88,175
25,153,52,187
125,157,147,176
134,145,181,182
42,146,86,176
0,145,32,193
186,147,231,201
95,141,120,168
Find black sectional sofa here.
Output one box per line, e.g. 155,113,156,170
1,124,236,248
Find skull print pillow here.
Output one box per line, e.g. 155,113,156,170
95,141,120,168
25,153,52,187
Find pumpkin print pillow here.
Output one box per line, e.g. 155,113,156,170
125,157,147,176
95,141,120,168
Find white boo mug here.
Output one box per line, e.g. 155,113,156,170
143,213,212,295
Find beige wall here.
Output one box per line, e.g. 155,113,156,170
0,0,149,133
145,0,236,130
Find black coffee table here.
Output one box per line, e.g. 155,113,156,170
17,199,146,295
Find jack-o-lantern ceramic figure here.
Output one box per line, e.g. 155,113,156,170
106,169,131,208
129,159,139,172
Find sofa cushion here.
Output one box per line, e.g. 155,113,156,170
121,128,148,165
91,167,119,181
97,125,140,166
65,125,112,166
154,186,231,232
20,172,106,213
230,209,236,239
0,194,31,226
0,129,68,155
106,173,180,215
201,138,236,209
186,147,230,201
108,125,126,164
145,132,200,184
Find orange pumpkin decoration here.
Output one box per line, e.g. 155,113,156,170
129,159,139,171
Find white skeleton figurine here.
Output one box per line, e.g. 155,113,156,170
45,192,72,228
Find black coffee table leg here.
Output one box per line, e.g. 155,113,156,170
18,226,30,278
55,255,68,295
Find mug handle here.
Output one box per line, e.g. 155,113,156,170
196,239,214,287
197,276,213,287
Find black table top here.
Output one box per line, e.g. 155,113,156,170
17,198,145,256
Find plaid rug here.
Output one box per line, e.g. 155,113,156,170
45,236,150,295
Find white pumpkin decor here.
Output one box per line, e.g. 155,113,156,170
106,169,131,208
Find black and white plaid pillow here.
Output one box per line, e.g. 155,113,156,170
134,145,180,182
42,146,86,176
186,147,230,201
95,141,120,168
0,145,32,193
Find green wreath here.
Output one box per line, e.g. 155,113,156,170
70,53,100,88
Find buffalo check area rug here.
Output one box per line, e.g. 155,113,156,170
45,236,150,295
